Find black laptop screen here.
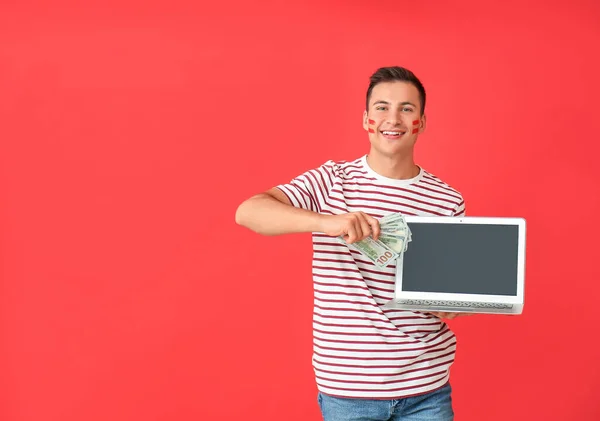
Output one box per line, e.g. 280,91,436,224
401,223,520,296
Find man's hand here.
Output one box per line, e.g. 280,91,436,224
319,212,381,244
428,312,472,320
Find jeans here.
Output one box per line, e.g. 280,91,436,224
317,383,454,421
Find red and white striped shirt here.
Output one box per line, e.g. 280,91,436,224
276,155,466,399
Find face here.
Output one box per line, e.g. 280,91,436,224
363,81,426,158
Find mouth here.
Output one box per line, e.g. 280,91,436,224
380,130,406,139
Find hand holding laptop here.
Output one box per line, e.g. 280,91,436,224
428,312,472,320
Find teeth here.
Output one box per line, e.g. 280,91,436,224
382,131,402,135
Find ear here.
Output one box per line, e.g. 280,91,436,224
362,110,369,131
418,113,427,133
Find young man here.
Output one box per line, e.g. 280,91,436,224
235,66,466,421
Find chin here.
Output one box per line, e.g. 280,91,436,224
372,144,413,158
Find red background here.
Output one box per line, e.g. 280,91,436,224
2,1,600,420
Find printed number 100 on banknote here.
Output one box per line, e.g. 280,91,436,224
340,235,399,268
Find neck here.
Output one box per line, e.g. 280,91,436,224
366,149,419,180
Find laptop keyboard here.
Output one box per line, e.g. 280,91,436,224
398,299,513,309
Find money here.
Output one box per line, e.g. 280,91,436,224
341,235,399,268
379,213,406,226
379,213,412,253
382,224,410,237
338,212,412,267
378,233,407,254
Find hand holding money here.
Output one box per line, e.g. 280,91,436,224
337,212,412,268
320,211,382,244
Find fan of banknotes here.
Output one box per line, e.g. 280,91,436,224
338,213,412,268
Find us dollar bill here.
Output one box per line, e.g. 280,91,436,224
338,212,412,266
339,236,399,268
378,233,408,253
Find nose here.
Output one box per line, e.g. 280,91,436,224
386,113,402,126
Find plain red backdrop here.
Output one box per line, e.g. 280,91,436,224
1,1,599,420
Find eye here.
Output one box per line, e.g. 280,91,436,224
402,107,414,112
375,106,387,111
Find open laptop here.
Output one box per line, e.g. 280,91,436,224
384,216,526,314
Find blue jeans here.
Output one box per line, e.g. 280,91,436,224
317,383,454,421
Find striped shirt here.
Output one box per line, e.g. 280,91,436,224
276,155,466,400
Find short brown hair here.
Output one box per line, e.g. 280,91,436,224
366,66,426,115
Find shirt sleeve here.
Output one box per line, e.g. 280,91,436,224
275,161,337,213
453,198,466,216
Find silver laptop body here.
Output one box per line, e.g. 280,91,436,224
384,216,526,315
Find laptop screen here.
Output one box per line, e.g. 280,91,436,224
401,222,520,296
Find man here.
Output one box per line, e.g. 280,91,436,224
235,66,466,421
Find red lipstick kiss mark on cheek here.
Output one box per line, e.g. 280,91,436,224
368,128,375,133
412,128,419,134
368,119,376,125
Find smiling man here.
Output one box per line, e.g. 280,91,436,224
235,66,466,421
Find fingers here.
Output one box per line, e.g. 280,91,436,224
365,214,381,240
356,213,372,241
429,312,460,320
430,312,473,319
342,212,380,243
344,213,367,244
346,224,362,244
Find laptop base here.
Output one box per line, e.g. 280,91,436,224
384,299,522,315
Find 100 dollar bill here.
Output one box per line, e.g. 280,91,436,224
380,214,412,242
378,233,408,253
339,236,399,268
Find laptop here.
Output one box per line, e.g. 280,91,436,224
384,216,526,314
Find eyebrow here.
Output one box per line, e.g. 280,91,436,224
372,100,417,107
